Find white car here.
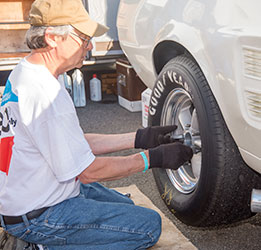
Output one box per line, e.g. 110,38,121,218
117,0,261,227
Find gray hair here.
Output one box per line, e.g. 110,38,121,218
26,25,74,49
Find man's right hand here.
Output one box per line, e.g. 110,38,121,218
149,142,193,170
134,125,177,150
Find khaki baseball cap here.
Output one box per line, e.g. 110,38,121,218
29,0,109,37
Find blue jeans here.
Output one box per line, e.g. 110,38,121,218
1,183,161,249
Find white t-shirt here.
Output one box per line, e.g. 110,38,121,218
0,58,95,216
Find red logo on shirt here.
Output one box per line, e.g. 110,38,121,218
0,136,14,175
0,80,18,176
0,106,16,176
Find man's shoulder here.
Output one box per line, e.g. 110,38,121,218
12,59,53,82
9,60,60,100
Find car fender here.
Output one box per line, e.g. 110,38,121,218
153,21,261,171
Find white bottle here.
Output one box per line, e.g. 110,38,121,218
72,69,86,107
90,74,102,102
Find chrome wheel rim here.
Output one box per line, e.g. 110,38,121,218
160,88,202,194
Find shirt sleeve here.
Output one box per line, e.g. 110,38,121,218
25,112,95,182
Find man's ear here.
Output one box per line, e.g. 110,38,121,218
44,27,58,48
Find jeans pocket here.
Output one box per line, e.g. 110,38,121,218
20,229,66,246
6,224,26,237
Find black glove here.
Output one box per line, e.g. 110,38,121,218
149,142,193,170
135,125,177,149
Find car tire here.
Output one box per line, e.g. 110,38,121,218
148,55,261,227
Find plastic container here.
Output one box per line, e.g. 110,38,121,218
141,88,152,127
72,69,86,107
90,74,102,101
58,73,73,98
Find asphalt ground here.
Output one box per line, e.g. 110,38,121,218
77,97,261,250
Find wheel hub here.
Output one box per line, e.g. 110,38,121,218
160,88,202,194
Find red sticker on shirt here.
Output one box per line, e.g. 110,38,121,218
0,136,14,175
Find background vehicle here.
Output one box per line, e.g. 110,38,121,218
117,0,261,227
0,0,123,100
0,0,122,73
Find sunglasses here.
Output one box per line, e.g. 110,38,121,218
69,32,92,49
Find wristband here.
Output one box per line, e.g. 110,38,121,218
140,152,149,173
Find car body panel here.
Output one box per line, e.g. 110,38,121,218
117,0,261,172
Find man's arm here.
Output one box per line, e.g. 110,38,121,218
77,151,148,184
77,142,193,184
84,132,136,155
84,125,178,155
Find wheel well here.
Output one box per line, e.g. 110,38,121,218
153,41,194,75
